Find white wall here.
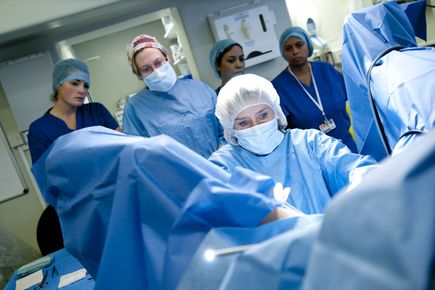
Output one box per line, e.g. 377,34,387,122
0,86,43,251
178,0,291,88
285,0,352,52
0,0,121,35
286,0,435,54
425,3,435,44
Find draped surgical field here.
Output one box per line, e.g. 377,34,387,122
341,0,433,159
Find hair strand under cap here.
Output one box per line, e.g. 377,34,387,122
127,34,167,78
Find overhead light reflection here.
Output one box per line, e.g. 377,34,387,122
203,243,261,262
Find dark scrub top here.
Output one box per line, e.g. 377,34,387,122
28,102,118,164
272,61,357,152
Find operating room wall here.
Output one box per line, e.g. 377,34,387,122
286,0,435,62
286,0,435,60
0,0,121,36
68,0,293,91
285,0,352,53
0,85,42,251
176,0,291,89
427,2,435,43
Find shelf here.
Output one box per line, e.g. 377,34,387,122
164,23,177,39
173,56,186,66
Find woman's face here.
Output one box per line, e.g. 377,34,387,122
56,79,88,108
282,36,309,68
135,48,167,78
216,45,245,85
233,104,275,130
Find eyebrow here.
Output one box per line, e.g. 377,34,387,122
140,57,165,68
286,40,304,47
225,54,244,58
234,116,248,121
255,107,270,115
234,107,270,121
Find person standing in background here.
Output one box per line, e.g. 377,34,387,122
209,39,245,94
28,58,120,164
272,26,357,152
123,34,223,158
28,58,120,256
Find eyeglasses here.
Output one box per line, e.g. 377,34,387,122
138,57,167,77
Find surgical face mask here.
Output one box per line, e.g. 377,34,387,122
143,62,177,92
234,118,284,155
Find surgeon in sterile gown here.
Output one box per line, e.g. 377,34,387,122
122,34,224,158
209,74,376,214
185,127,435,290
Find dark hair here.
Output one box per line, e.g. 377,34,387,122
214,44,243,76
50,90,58,102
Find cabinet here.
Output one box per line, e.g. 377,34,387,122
161,16,190,76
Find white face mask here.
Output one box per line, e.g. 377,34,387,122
234,118,284,155
143,62,177,92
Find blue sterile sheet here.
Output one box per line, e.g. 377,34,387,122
5,248,94,290
370,46,435,154
178,215,323,290
32,126,281,290
31,125,435,290
341,0,429,160
301,128,435,290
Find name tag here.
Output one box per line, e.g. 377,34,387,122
319,118,336,133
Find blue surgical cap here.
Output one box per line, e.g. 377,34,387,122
52,58,90,92
209,39,241,78
279,26,313,58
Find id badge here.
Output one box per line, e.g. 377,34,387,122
319,118,336,133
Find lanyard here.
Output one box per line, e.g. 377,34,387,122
288,64,327,120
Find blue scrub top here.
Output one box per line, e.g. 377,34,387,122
122,79,224,159
272,61,357,152
28,102,119,164
209,129,376,214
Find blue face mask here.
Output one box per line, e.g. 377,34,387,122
234,118,284,155
143,62,177,92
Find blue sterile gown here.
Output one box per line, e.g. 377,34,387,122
209,129,376,214
28,102,118,163
301,128,435,290
122,78,224,158
341,0,431,160
272,62,357,152
370,47,435,154
31,126,282,290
